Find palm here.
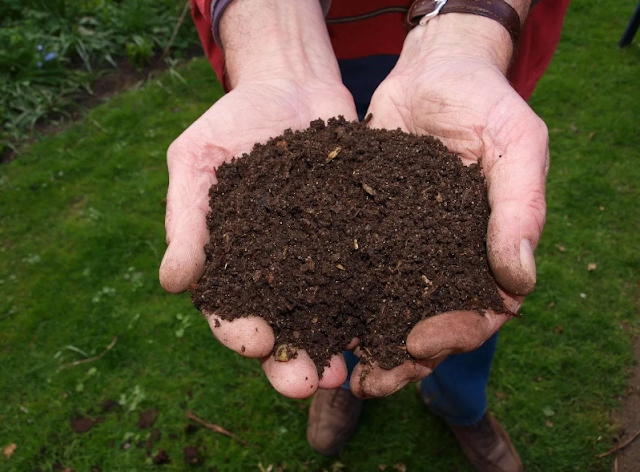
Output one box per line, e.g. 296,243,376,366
169,79,357,171
370,59,540,163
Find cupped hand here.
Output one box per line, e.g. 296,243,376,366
159,76,358,398
350,24,549,398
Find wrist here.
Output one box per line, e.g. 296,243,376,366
403,0,532,73
220,0,342,88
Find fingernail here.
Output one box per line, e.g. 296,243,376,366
427,349,451,360
520,238,537,288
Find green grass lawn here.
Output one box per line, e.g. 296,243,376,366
1,1,639,471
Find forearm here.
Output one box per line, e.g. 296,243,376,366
219,0,341,88
401,0,533,74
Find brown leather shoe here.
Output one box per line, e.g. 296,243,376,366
446,412,523,472
307,388,363,456
416,383,522,472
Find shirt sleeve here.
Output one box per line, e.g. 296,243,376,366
190,0,228,90
509,0,571,100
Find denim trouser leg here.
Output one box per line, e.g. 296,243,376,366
340,332,499,427
340,350,361,390
418,332,499,426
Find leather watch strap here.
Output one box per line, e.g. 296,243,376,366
406,0,522,46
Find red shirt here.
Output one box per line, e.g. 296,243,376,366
190,0,570,101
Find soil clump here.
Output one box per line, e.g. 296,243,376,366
192,117,505,375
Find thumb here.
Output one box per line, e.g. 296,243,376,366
485,114,549,296
159,139,227,293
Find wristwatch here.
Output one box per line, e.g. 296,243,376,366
405,0,523,46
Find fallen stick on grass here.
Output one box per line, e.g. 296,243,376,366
58,336,118,371
186,410,247,446
595,428,640,458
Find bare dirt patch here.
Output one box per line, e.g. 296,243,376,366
613,336,640,471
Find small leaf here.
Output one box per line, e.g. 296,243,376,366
3,443,17,459
331,462,346,472
542,406,555,417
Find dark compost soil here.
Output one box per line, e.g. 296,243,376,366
192,117,506,375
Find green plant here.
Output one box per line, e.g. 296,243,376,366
125,35,154,69
0,0,199,156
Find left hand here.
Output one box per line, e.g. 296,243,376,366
349,14,549,398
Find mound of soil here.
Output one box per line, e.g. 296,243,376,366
192,117,505,375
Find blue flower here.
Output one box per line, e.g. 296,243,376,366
44,52,58,62
36,44,43,51
36,61,43,68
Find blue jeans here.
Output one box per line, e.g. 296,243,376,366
338,56,498,427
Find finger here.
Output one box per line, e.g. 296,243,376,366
484,110,549,296
205,311,274,358
317,354,348,389
364,81,410,132
159,135,230,293
350,359,438,399
261,349,320,399
345,338,359,350
406,310,511,359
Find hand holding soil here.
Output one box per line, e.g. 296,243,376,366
160,78,358,397
159,0,363,397
352,39,549,398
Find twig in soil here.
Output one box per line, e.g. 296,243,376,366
595,428,640,458
325,146,342,163
162,0,191,59
58,336,118,371
186,410,247,446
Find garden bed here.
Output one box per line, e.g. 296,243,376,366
0,0,200,160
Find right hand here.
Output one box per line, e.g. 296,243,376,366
160,75,358,398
